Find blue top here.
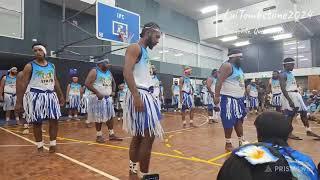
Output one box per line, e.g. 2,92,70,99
69,82,81,96
94,67,112,96
182,76,192,94
4,75,16,94
29,60,55,91
220,63,245,98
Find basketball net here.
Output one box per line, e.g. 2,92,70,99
118,31,134,44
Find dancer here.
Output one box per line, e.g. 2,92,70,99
0,67,19,124
207,69,219,124
171,79,180,112
268,71,282,112
246,79,259,114
279,57,320,140
123,22,163,179
66,75,82,121
180,67,195,128
214,49,249,152
85,59,122,143
15,43,64,153
116,83,126,121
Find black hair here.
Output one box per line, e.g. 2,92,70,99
254,111,292,146
211,69,218,74
217,143,293,180
283,57,295,63
273,70,279,74
32,42,46,49
140,22,160,38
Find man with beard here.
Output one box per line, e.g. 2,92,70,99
214,49,249,152
123,22,163,179
279,57,320,140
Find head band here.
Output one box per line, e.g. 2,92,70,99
34,45,47,55
228,53,243,58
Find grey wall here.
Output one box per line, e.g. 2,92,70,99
116,0,199,42
311,36,320,67
0,0,41,54
234,41,284,73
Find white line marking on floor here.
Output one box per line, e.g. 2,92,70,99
0,127,120,180
0,144,35,147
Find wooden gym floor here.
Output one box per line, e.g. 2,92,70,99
0,110,319,180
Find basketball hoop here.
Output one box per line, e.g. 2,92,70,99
118,31,134,44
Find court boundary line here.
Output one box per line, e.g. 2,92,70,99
0,142,82,148
0,127,120,180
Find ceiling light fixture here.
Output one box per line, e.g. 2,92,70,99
273,33,292,40
234,41,250,47
174,53,184,57
220,36,238,42
201,5,218,14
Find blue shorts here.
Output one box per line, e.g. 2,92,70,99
181,92,193,112
220,95,246,128
249,96,259,108
272,93,281,107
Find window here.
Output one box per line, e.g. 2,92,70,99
0,0,24,39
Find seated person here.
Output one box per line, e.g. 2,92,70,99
218,111,319,180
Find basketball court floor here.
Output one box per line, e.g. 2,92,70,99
1,110,319,180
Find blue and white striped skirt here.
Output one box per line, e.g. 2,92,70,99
67,95,81,110
220,95,247,128
80,95,89,114
249,96,259,108
24,88,61,123
172,95,179,105
3,93,16,111
87,95,115,123
123,88,164,139
182,92,194,111
271,93,281,107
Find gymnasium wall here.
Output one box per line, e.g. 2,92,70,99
116,0,199,42
233,41,284,73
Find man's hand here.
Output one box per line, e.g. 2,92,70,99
133,94,144,112
96,92,104,100
15,101,24,114
59,96,65,107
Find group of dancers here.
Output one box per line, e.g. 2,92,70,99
1,22,320,179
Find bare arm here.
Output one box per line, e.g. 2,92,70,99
16,64,32,105
111,74,116,94
54,74,65,103
267,79,272,94
66,84,70,101
215,63,232,98
207,77,213,97
246,85,251,96
84,69,99,94
279,73,292,103
179,77,184,102
0,76,5,99
123,44,141,97
80,86,83,98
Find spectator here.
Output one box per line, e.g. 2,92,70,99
218,111,319,180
